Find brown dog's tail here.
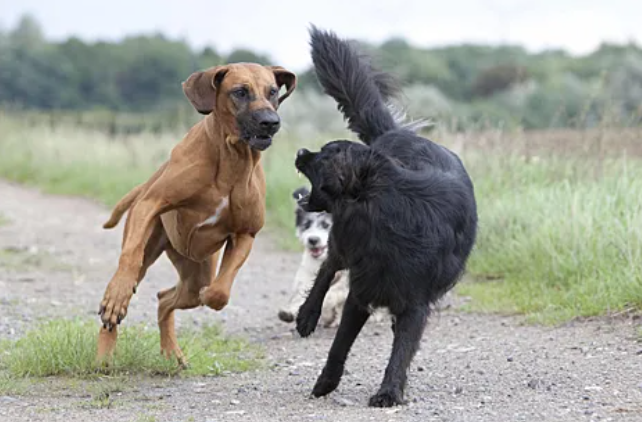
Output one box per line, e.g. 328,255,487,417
103,185,144,229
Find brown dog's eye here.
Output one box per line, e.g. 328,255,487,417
232,88,248,99
269,87,278,97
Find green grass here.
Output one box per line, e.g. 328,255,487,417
459,154,642,323
0,319,262,379
0,213,8,227
0,117,171,207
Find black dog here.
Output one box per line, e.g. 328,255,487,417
294,27,478,407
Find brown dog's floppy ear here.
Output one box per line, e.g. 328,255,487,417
182,65,229,115
269,66,297,104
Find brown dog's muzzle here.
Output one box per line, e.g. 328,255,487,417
238,108,282,151
256,109,281,132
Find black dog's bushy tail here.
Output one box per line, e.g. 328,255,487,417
309,26,399,144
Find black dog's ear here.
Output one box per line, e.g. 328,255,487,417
338,148,375,200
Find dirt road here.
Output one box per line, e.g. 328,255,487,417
1,180,641,422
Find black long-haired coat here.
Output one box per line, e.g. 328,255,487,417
295,27,478,407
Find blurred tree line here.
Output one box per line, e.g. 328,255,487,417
1,15,641,129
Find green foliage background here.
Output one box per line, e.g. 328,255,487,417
2,15,641,129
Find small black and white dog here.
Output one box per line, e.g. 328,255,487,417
278,187,349,327
294,27,478,407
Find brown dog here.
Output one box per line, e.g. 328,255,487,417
96,63,296,366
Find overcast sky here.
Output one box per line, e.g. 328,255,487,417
1,0,639,71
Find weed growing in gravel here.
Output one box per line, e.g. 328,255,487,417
0,247,70,272
0,374,29,395
0,319,262,378
133,415,157,422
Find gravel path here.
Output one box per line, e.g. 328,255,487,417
0,180,641,422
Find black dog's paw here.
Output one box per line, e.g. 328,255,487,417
312,373,341,397
368,388,404,408
296,306,321,337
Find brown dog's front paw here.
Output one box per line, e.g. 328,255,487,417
199,287,229,311
99,280,136,330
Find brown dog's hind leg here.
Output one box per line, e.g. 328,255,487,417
200,234,254,311
158,248,220,367
96,222,168,363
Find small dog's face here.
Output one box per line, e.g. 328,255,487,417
294,188,333,259
182,63,296,151
295,140,370,212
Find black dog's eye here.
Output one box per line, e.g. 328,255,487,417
232,88,248,99
303,220,312,230
269,87,278,97
320,221,330,229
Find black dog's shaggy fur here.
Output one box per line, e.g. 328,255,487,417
294,27,478,407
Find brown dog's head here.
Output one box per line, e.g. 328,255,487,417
182,63,296,151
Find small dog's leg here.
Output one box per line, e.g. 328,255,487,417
200,234,254,311
320,299,338,328
312,293,370,397
320,281,344,327
369,306,429,408
321,273,348,327
278,268,312,323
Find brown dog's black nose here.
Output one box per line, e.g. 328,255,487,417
258,111,281,133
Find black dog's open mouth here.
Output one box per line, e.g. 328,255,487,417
247,136,273,151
